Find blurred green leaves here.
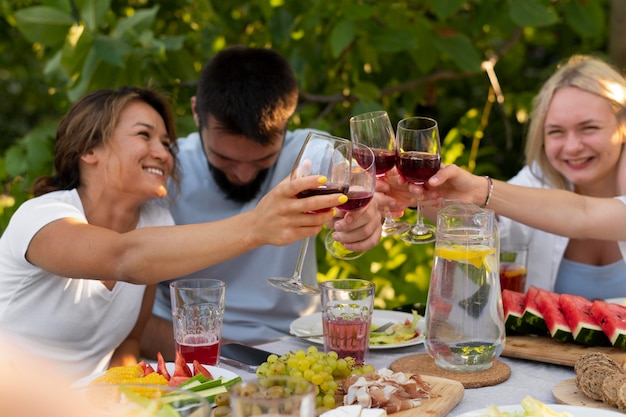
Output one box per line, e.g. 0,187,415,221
0,0,613,302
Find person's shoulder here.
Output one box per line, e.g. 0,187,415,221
18,190,80,212
174,132,202,153
3,190,85,238
507,164,552,188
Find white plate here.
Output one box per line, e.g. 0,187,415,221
73,362,240,387
289,309,424,349
605,297,626,306
455,404,624,416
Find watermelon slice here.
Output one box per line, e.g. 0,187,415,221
502,289,535,334
560,294,610,346
590,300,626,348
521,286,549,335
534,288,573,342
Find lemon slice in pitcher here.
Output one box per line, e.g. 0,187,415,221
435,244,497,272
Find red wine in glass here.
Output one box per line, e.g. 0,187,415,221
372,149,397,176
354,146,396,176
350,111,411,236
269,132,351,295
297,183,349,213
337,190,374,211
395,116,442,245
296,184,349,198
397,151,441,184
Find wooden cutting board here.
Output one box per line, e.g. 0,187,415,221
362,375,464,417
392,375,464,417
552,378,619,412
502,335,626,367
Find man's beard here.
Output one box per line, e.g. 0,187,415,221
209,162,269,203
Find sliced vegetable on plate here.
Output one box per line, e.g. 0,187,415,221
369,310,421,345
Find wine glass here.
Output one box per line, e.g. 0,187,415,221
268,132,352,294
395,116,441,244
324,143,376,260
350,111,411,236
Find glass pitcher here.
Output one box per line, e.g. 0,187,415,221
424,201,505,372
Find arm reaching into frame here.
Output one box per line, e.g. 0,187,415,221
414,164,626,242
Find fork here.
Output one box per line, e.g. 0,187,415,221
294,320,395,338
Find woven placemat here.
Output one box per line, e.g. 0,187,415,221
390,353,511,389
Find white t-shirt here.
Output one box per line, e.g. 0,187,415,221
0,189,174,379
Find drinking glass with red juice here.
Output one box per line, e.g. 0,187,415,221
170,278,226,366
499,246,528,293
320,279,375,365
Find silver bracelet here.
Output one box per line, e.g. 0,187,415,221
481,176,494,208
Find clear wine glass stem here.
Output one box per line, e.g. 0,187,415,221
268,237,320,294
292,236,310,278
400,190,435,244
414,202,426,231
382,206,395,224
377,174,410,236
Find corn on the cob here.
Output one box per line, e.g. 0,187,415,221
89,364,169,395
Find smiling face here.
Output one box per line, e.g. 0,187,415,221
543,87,624,196
89,100,174,201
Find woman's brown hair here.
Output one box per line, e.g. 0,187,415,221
32,86,180,197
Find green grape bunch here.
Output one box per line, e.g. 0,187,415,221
256,346,375,410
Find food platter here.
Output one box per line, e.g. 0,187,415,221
385,375,464,417
72,362,240,387
455,404,624,416
290,310,424,349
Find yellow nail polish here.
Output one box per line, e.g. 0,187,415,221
332,208,337,216
338,195,348,204
318,176,327,184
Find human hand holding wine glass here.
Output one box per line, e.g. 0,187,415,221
268,132,351,295
324,143,376,260
350,111,411,236
395,116,441,244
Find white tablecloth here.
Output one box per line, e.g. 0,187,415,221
220,336,575,416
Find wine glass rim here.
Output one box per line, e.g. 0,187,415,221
306,131,351,143
397,116,438,130
351,143,376,171
350,110,389,123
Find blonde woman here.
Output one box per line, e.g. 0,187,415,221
498,54,626,298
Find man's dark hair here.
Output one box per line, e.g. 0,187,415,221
195,45,299,146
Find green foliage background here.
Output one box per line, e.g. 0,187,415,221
0,0,613,308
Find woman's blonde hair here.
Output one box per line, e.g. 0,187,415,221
525,54,626,189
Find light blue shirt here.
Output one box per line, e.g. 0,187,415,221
554,258,626,300
154,130,322,344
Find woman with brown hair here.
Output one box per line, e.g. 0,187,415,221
0,86,351,379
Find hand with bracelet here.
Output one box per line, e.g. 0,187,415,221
400,163,491,207
408,164,626,246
